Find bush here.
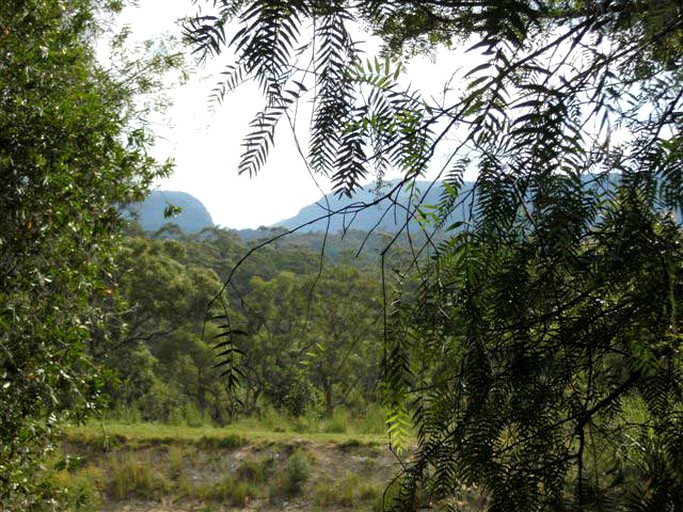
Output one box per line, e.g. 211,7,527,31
269,447,312,499
107,452,169,500
237,458,270,484
203,474,257,506
323,409,349,434
42,464,104,510
313,477,338,507
340,472,381,508
284,448,312,495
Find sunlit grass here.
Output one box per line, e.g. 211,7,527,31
65,410,388,448
108,451,171,500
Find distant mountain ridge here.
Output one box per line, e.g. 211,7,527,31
273,180,471,233
126,190,215,233
272,174,637,234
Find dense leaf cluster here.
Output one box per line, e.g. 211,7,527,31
187,0,682,510
98,226,389,424
0,1,171,507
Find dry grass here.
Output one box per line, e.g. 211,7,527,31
58,419,398,510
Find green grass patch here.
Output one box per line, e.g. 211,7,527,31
312,472,383,509
42,462,105,510
194,433,247,449
59,414,398,510
197,474,259,506
268,447,313,499
236,457,271,484
107,451,171,500
65,417,387,448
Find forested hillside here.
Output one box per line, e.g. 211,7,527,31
3,0,681,510
97,223,411,426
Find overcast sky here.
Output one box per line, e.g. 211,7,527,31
114,0,473,229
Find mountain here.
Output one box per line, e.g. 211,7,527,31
125,190,214,233
272,173,644,234
273,180,472,233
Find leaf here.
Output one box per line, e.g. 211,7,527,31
464,62,493,78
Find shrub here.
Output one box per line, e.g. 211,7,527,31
340,472,381,508
323,409,350,434
236,458,269,484
204,474,257,506
42,464,104,510
313,477,338,507
284,448,312,495
107,452,168,500
269,447,312,499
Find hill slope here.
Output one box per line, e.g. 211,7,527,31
273,180,471,233
62,422,401,511
272,174,633,234
126,190,215,233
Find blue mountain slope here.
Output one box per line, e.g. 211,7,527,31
125,190,214,233
272,174,644,234
273,180,472,233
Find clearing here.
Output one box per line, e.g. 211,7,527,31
57,422,404,511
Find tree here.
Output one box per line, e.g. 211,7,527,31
237,266,383,416
0,0,174,506
239,271,314,415
99,236,225,423
302,265,383,416
187,1,682,510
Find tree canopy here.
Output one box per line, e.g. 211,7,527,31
187,0,682,510
0,0,174,506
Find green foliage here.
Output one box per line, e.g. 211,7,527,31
108,452,167,500
99,236,233,424
195,433,247,450
0,0,173,507
233,265,383,416
187,0,683,510
202,474,258,506
323,408,350,434
40,456,104,511
97,222,392,427
280,447,312,496
388,209,683,510
236,457,270,485
314,472,382,508
340,471,383,508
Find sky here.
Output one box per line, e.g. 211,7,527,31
113,0,472,230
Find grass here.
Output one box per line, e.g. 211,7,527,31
313,472,383,509
281,447,312,495
43,463,104,510
236,457,271,484
198,474,259,506
167,444,185,479
58,410,398,510
65,415,387,450
108,451,169,500
339,472,382,507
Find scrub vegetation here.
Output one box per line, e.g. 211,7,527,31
2,0,681,510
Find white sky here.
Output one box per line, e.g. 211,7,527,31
114,0,474,229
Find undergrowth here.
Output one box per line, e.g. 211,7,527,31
53,413,397,510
